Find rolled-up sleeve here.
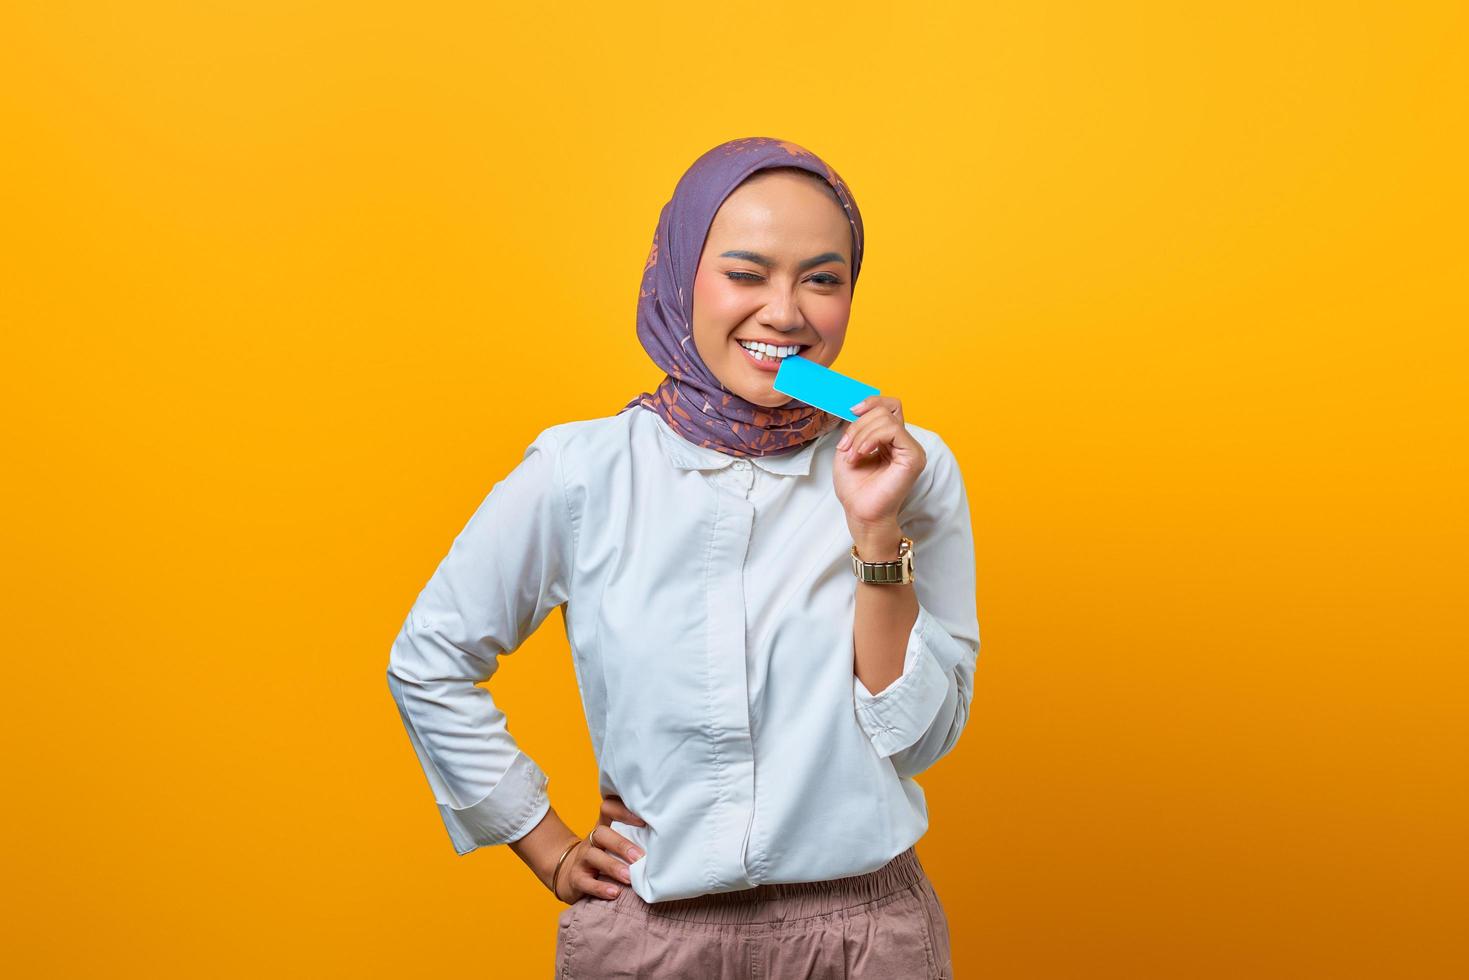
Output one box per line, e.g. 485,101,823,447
853,435,980,778
386,426,574,854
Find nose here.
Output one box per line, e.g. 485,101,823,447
756,288,805,333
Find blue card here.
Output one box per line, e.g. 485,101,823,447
772,354,880,422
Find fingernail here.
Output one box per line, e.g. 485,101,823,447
617,867,631,882
605,885,620,897
628,847,644,861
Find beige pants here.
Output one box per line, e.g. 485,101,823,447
554,846,953,979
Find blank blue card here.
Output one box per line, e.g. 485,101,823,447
773,355,880,422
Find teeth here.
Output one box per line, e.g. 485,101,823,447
739,340,801,359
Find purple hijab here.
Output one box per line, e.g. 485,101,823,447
619,137,866,458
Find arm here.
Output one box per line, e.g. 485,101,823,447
385,426,574,855
851,437,980,779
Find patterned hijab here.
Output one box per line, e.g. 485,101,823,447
619,137,865,457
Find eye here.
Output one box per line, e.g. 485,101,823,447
724,271,844,286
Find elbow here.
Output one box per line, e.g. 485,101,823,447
385,622,410,686
385,617,428,703
386,647,412,713
384,611,451,689
385,657,406,707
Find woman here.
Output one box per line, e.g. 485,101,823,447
386,137,979,979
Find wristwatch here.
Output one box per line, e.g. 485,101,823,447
850,536,915,585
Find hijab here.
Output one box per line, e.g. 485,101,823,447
619,137,866,457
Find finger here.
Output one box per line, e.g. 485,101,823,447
840,394,888,449
555,842,610,903
854,432,901,462
571,862,623,901
839,398,905,455
574,840,626,896
600,795,647,828
854,394,901,416
856,423,924,465
584,841,635,884
849,415,901,458
837,414,880,452
590,824,645,864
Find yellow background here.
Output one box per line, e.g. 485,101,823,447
3,2,1465,976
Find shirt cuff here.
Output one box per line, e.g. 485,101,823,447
853,604,955,759
437,750,552,855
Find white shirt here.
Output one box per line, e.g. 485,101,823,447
386,405,980,903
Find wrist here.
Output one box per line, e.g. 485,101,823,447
849,521,904,560
507,805,577,889
548,836,583,899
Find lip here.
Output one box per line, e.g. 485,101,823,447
734,338,807,372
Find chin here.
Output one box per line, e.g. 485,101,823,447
726,376,781,405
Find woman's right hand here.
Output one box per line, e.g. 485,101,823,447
553,794,648,904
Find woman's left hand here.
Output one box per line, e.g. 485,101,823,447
832,394,927,533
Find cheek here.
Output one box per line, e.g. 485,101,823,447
691,276,751,359
807,294,852,346
692,275,748,325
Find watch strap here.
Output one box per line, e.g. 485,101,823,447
851,536,915,584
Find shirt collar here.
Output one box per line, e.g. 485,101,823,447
647,408,830,476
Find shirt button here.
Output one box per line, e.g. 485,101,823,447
732,461,749,470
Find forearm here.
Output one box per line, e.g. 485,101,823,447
508,804,579,890
850,521,918,695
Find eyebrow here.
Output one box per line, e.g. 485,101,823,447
719,250,846,272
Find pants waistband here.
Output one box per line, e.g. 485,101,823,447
616,847,928,924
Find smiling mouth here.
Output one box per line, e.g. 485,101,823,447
734,339,808,371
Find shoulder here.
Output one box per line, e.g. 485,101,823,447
525,409,661,502
531,408,646,465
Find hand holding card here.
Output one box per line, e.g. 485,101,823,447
772,354,880,422
773,354,927,532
